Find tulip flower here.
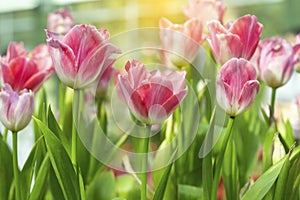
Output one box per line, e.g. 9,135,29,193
46,24,121,89
216,58,260,117
0,84,34,132
159,17,204,67
207,15,263,65
183,0,227,25
257,37,294,88
117,60,187,124
47,7,75,35
0,42,54,92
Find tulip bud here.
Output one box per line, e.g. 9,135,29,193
46,24,121,89
47,7,75,35
159,17,204,68
216,58,260,117
0,42,53,92
207,15,263,65
117,60,187,124
183,0,227,25
257,37,294,88
0,84,34,132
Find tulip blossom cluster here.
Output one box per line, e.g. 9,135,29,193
117,60,187,124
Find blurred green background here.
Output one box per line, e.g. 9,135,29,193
0,0,300,54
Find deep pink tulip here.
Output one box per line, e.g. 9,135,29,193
258,37,294,88
46,24,121,89
0,42,53,92
159,17,204,67
183,0,227,25
117,60,187,124
216,58,259,117
0,84,34,132
207,14,263,65
47,7,75,35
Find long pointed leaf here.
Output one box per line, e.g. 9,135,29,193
242,156,287,200
33,117,81,200
0,139,13,200
28,154,50,200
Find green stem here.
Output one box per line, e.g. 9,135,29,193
72,89,80,170
270,88,278,131
2,128,8,142
141,126,151,200
12,131,20,200
211,117,235,200
71,117,77,168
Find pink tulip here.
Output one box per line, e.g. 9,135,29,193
183,0,227,25
117,60,187,124
47,7,75,35
0,42,54,92
216,58,259,117
207,15,263,65
46,24,121,89
257,37,294,88
159,17,204,67
0,84,34,131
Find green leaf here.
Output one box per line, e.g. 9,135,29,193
285,157,300,199
178,184,203,200
222,139,239,200
33,117,81,200
86,170,116,200
274,154,290,200
242,156,287,200
201,107,216,200
48,106,71,155
49,165,64,200
153,159,175,200
116,174,140,199
28,154,50,200
283,120,295,148
19,136,43,200
0,139,13,200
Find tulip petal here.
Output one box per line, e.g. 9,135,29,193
77,43,121,88
237,80,259,115
230,15,263,59
63,24,107,68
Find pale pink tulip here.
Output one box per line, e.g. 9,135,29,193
117,60,187,124
0,42,53,92
46,24,121,89
216,58,259,117
183,0,227,25
258,37,294,88
47,7,75,35
207,15,263,65
159,17,204,67
0,84,34,131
